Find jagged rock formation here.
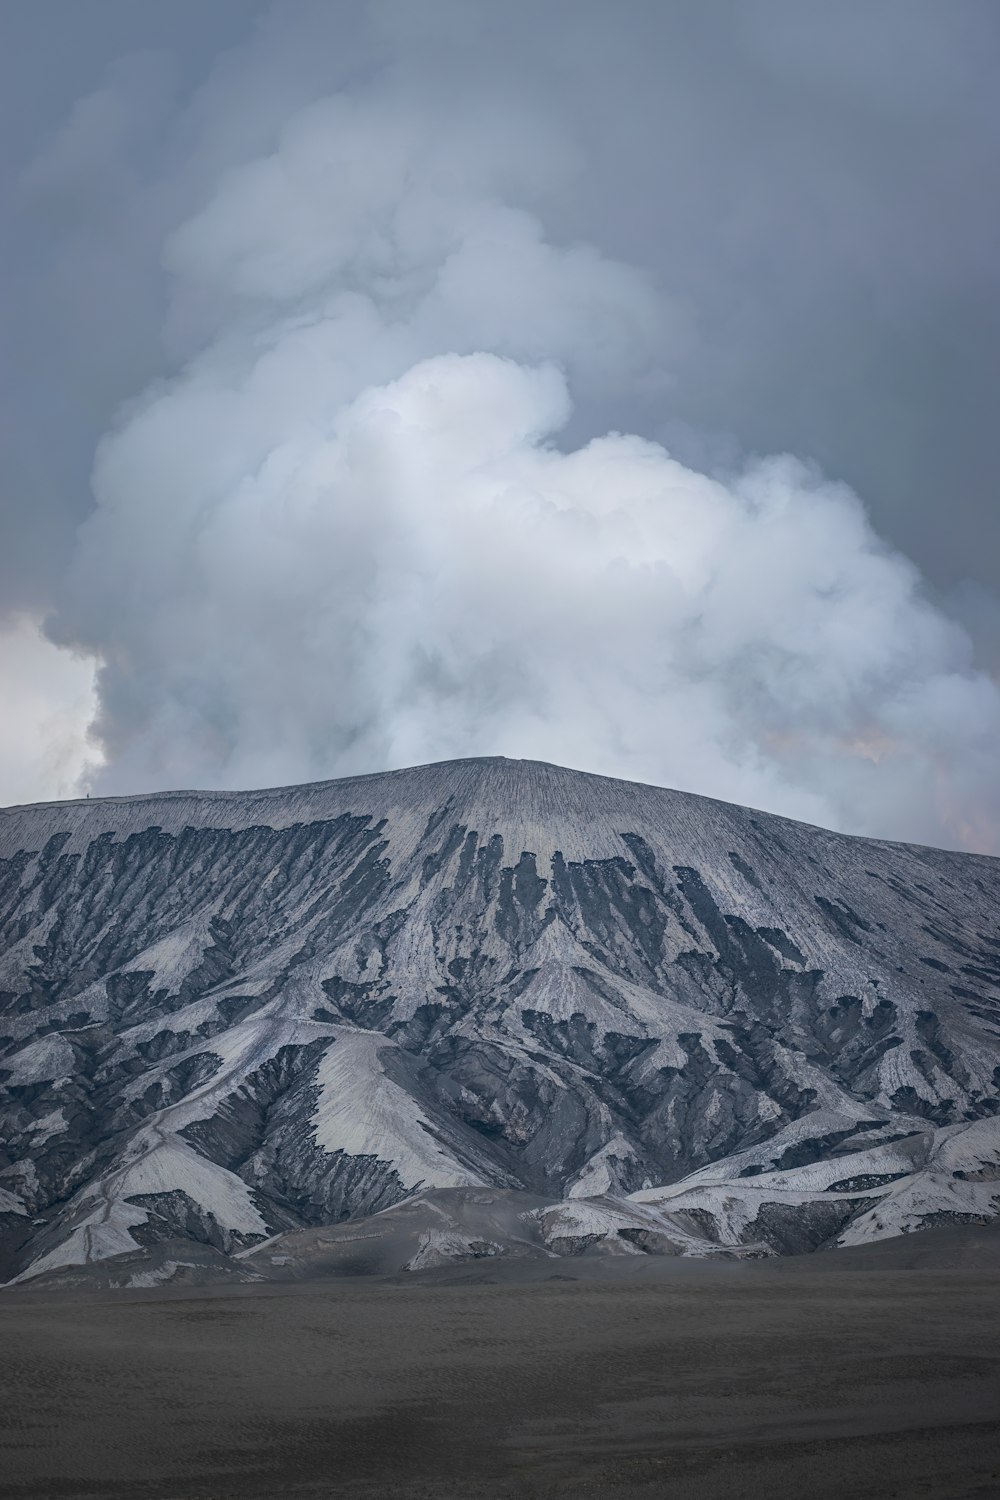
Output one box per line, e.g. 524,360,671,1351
1,756,998,1286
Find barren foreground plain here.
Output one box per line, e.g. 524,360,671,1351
2,1227,999,1500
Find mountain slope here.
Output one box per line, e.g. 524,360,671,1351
1,756,998,1284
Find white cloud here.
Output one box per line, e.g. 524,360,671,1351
45,61,1000,853
61,343,1000,850
0,618,100,806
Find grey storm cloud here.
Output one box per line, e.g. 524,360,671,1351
2,0,1000,849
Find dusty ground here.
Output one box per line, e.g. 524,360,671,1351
2,1237,1000,1499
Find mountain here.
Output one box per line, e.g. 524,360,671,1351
1,756,999,1287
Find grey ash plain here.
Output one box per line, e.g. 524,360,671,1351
2,1234,1000,1499
1,756,999,1495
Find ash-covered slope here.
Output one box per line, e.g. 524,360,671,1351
1,756,998,1285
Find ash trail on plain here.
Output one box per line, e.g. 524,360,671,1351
1,756,999,1288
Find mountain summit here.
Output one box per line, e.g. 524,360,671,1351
1,757,998,1286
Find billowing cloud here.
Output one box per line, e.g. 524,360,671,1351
0,619,100,806
4,1,999,851
43,84,1000,852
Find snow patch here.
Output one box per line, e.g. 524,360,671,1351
312,1032,482,1191
29,1109,68,1144
2,1034,76,1085
567,1134,638,1198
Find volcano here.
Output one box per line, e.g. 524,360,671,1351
2,756,998,1287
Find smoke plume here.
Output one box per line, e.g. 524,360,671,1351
44,68,1000,852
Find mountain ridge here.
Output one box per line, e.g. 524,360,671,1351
6,753,992,859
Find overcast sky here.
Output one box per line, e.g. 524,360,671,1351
1,1,999,851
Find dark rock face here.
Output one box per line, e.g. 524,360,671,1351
0,756,998,1283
